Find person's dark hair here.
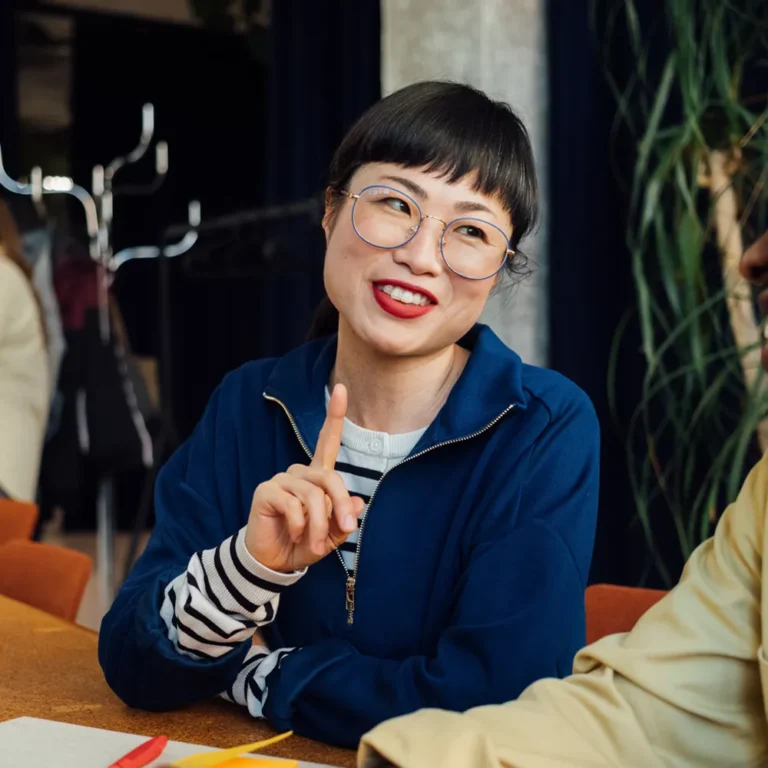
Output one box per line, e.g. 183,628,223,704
308,80,539,340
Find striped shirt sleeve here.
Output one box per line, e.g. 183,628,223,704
160,526,306,661
220,644,296,718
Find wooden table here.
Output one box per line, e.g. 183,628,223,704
0,595,355,767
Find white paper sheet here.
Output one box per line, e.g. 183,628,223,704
0,717,341,768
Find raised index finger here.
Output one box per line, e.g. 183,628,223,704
313,382,347,470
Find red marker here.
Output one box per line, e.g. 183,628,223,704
108,735,169,768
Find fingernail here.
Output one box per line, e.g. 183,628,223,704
343,515,356,532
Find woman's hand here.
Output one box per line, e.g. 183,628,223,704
245,383,365,573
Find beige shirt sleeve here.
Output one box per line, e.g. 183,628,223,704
359,453,768,768
0,253,49,501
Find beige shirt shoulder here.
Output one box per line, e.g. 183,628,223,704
361,450,768,767
0,250,49,501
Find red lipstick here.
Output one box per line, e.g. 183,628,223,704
372,281,437,320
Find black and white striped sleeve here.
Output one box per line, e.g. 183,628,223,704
160,526,305,661
220,644,296,718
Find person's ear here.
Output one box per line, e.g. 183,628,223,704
322,187,336,243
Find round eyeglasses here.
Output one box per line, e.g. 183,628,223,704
338,185,514,281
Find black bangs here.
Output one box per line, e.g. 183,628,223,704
327,81,539,249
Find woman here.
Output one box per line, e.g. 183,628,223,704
100,81,600,748
0,199,49,501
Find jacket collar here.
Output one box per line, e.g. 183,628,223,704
263,324,528,458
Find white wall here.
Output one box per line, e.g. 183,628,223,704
382,0,549,366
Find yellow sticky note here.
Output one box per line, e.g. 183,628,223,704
215,760,298,768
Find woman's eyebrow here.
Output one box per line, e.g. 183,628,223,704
453,199,494,215
380,174,494,216
381,174,427,198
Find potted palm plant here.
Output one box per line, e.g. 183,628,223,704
597,0,768,585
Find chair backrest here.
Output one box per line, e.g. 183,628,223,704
585,583,668,644
0,499,39,546
0,540,92,622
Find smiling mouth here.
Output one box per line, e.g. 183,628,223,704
372,282,437,320
374,283,435,307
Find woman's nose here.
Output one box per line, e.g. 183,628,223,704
393,216,445,275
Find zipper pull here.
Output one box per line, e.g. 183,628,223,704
345,576,356,625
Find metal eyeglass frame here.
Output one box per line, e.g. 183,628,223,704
338,184,514,281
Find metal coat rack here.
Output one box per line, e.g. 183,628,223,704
0,103,199,608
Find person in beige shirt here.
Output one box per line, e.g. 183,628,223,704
0,199,49,502
358,229,768,768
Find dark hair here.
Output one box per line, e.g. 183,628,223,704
309,80,539,340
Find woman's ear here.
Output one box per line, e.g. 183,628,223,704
322,187,336,242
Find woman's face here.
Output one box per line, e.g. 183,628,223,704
322,163,513,358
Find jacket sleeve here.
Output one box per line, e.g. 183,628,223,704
261,392,601,748
358,452,768,768
98,378,303,711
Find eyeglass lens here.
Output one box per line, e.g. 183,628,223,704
351,185,509,280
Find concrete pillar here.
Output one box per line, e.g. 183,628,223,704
381,0,548,365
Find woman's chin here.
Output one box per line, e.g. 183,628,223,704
353,315,430,358
366,331,417,358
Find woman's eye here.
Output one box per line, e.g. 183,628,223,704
457,224,485,240
383,197,411,215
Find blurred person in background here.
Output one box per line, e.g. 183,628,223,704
100,81,600,748
0,198,49,502
358,229,768,768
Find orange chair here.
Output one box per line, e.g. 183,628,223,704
0,540,92,622
0,499,39,546
585,583,668,644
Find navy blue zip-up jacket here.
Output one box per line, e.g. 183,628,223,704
99,324,600,748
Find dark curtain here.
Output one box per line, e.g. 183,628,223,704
71,15,267,232
256,0,381,361
0,0,19,170
162,0,381,440
547,0,647,587
70,11,267,354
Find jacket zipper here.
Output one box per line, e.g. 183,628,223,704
263,392,516,625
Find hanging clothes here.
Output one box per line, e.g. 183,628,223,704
40,244,155,525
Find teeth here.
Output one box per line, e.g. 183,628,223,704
379,284,431,306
